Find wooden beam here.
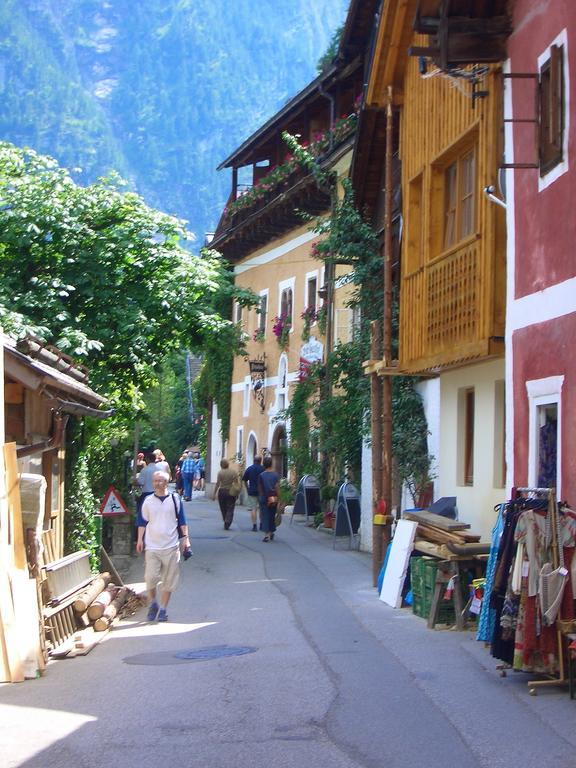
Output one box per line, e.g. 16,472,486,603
4,384,24,405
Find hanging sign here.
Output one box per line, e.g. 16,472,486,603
299,337,323,380
248,356,266,412
100,486,129,516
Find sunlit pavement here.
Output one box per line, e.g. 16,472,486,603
2,494,576,768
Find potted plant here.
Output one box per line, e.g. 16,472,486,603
272,314,292,350
300,306,318,341
320,484,338,528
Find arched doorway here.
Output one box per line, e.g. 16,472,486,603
246,432,258,466
270,423,288,478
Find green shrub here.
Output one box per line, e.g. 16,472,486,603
64,453,100,571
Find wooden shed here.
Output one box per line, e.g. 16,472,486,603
1,333,111,681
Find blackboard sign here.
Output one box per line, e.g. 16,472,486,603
333,482,361,547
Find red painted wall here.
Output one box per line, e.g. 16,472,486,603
508,1,576,299
513,313,576,501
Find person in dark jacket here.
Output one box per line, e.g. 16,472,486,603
258,456,280,542
242,455,264,531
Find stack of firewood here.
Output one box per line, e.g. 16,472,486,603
402,510,489,558
72,573,132,632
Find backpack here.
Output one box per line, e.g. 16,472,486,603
171,493,185,538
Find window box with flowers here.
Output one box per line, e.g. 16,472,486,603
272,315,292,349
300,306,318,341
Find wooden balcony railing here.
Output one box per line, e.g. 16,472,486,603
400,238,502,372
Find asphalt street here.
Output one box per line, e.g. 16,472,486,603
1,493,576,768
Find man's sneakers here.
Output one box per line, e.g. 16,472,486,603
147,602,168,622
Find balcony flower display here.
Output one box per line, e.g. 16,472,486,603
223,108,359,222
300,306,318,341
272,314,291,349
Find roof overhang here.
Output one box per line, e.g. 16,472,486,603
3,336,111,419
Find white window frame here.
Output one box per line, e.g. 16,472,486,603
242,377,251,418
236,425,244,462
319,266,326,307
257,289,269,335
234,301,243,326
304,270,319,317
272,353,290,415
538,28,570,191
278,277,295,334
526,375,563,496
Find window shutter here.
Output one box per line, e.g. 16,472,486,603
549,44,562,150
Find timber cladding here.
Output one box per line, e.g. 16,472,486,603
399,46,505,373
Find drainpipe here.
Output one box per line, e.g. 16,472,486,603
16,412,69,458
318,84,336,152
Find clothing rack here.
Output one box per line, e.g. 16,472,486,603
514,487,567,694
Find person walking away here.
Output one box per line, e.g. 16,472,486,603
194,452,205,491
258,456,280,542
242,455,264,531
181,451,196,501
174,452,188,496
136,470,190,622
213,458,240,530
153,448,171,479
136,453,158,519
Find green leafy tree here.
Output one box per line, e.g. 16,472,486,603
64,453,100,571
0,142,232,403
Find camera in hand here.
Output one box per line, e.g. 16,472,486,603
182,546,193,561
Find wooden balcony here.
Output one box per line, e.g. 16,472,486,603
399,237,503,373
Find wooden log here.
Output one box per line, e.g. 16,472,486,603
94,586,129,632
403,510,471,531
87,585,118,621
72,573,111,614
416,523,468,546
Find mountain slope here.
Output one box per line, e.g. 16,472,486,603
0,0,348,242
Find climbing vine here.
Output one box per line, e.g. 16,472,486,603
193,251,259,441
64,453,100,571
283,174,432,496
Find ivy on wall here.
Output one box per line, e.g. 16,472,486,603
283,178,432,497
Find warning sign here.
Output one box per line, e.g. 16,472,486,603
100,486,129,516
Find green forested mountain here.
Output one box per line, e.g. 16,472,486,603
0,0,348,244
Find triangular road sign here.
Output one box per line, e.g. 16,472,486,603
100,486,128,516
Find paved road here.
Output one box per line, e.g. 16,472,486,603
1,493,576,768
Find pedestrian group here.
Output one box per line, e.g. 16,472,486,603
135,447,281,622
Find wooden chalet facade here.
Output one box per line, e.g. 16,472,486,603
1,334,110,680
504,1,576,502
363,0,510,538
210,3,376,480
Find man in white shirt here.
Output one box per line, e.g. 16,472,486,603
136,470,190,622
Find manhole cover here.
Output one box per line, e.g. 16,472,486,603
175,645,257,661
123,645,257,666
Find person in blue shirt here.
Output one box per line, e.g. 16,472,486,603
242,455,265,531
180,451,196,501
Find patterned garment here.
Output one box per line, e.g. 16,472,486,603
476,504,505,643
